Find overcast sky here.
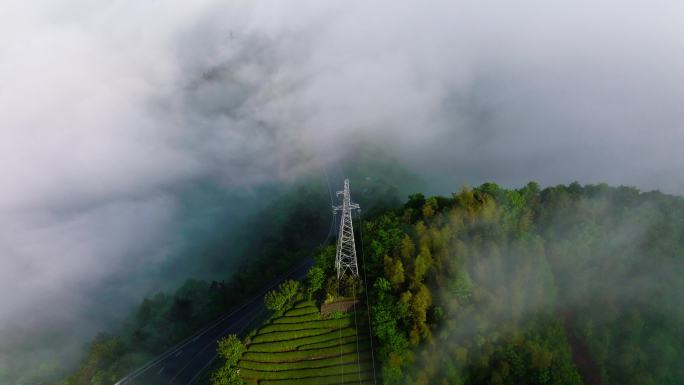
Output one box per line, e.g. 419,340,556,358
1,0,683,377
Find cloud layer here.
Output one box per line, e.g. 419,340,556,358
1,0,683,378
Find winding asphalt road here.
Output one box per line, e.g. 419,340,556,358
116,258,313,385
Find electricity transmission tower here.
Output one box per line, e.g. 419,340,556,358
333,179,360,279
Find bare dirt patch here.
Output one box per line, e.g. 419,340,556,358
320,299,359,316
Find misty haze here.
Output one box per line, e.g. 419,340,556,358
1,1,682,385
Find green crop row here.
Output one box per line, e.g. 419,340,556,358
251,327,334,344
256,370,373,385
283,307,319,317
241,341,364,362
298,334,368,350
238,352,370,371
259,317,352,334
246,328,358,352
239,362,371,380
273,312,321,324
250,378,375,385
293,300,316,309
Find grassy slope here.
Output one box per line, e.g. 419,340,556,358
238,301,375,385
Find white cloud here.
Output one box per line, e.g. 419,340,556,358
1,0,683,378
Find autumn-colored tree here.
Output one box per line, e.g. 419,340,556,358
384,255,406,289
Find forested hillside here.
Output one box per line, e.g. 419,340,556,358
44,154,415,385
52,182,330,385
212,181,683,385
358,182,684,385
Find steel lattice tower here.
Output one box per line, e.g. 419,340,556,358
333,179,360,279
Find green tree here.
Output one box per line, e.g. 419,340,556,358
449,270,473,303
412,245,433,285
313,245,336,274
408,283,432,345
372,278,410,358
400,235,415,262
264,280,301,312
305,266,325,299
422,197,439,219
211,335,245,385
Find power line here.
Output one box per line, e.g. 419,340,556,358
352,284,363,384
336,267,344,384
358,209,379,385
321,166,336,245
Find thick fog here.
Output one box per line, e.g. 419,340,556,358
1,0,683,379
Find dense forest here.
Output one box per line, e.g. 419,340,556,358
214,181,684,385
354,182,684,385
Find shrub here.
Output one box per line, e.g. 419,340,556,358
211,335,245,385
264,281,301,313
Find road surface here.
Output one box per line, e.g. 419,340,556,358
116,258,313,385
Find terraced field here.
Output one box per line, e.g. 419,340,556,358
238,301,376,385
